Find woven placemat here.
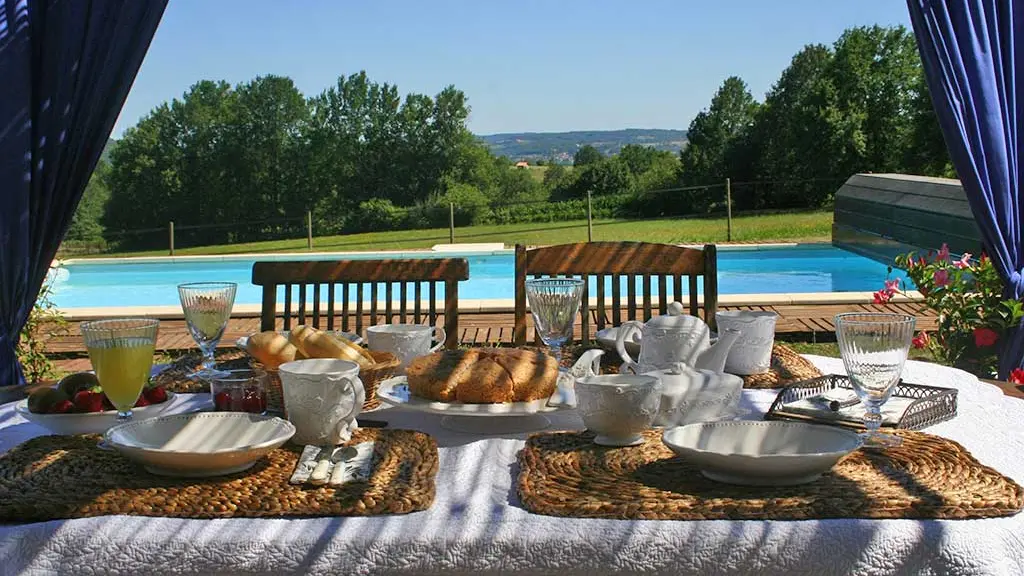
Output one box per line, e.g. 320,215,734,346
517,429,1024,521
742,344,822,389
0,428,437,522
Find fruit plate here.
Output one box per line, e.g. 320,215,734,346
104,412,295,477
376,376,574,434
661,420,862,486
235,330,362,350
14,392,180,435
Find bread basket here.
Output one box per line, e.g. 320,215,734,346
256,350,400,416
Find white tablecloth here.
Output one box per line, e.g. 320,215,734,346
2,356,1024,576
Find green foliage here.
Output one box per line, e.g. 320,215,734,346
557,157,635,199
17,279,68,385
884,248,1023,378
349,198,405,233
64,159,111,250
679,76,760,212
573,145,603,167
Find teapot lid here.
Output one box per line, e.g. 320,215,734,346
644,313,703,329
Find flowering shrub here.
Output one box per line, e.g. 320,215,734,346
877,244,1023,378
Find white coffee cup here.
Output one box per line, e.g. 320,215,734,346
278,359,365,445
574,374,662,447
715,310,779,375
366,324,446,371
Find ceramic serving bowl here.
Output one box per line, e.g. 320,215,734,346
14,392,178,435
662,420,862,486
575,374,662,446
104,412,295,477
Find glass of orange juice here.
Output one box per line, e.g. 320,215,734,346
81,318,160,428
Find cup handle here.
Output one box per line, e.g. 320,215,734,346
429,326,447,352
328,373,366,428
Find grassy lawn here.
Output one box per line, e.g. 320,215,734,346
786,342,940,364
86,211,833,258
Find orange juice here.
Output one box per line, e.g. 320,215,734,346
87,337,155,411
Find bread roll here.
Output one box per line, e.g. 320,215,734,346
290,325,373,368
406,348,558,403
246,331,297,370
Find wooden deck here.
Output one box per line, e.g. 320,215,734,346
42,302,936,357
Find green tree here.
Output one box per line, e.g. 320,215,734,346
905,71,955,177
679,76,759,212
65,159,111,245
573,144,603,167
561,157,634,198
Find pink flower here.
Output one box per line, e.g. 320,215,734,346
873,289,892,304
933,269,950,287
912,331,930,349
884,279,901,294
937,243,950,261
1010,368,1024,385
973,327,999,348
954,252,972,269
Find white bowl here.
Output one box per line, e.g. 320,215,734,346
14,392,177,435
662,421,862,486
104,412,295,477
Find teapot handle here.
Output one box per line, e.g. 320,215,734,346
615,320,644,374
429,326,447,353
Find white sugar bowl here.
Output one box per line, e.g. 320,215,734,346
575,374,662,447
643,364,744,427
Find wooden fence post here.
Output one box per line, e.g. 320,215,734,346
725,178,733,242
587,190,593,242
169,221,175,256
306,210,313,250
449,202,455,243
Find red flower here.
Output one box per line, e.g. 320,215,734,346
933,269,950,287
912,331,930,349
954,252,973,270
937,243,950,261
973,327,999,348
873,289,892,304
1009,368,1024,385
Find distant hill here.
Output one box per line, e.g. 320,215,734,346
477,129,688,164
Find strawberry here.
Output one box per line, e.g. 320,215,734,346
214,391,232,411
144,386,168,404
134,395,151,407
51,400,74,414
73,390,105,413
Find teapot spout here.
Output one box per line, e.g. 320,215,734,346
692,328,741,373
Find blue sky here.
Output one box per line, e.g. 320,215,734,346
114,0,913,137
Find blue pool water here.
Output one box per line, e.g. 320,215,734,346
49,244,911,309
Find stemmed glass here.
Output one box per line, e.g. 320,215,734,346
525,278,586,367
834,312,916,449
177,282,237,379
81,318,160,445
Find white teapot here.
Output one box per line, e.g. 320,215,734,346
615,302,740,374
643,362,744,427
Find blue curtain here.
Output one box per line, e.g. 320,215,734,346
0,0,167,387
907,0,1024,379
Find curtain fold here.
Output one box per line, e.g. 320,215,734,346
907,0,1024,378
0,0,167,387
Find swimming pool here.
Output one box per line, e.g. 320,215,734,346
49,244,910,310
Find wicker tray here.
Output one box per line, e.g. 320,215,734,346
517,429,1024,521
741,344,823,389
765,374,958,430
0,428,437,522
153,350,398,414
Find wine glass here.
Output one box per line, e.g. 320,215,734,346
177,282,237,378
834,312,915,449
81,318,160,445
525,278,585,367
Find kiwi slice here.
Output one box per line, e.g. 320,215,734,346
57,372,100,397
27,388,70,414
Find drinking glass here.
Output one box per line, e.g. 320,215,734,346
81,318,160,434
525,278,585,367
178,282,237,378
834,312,915,449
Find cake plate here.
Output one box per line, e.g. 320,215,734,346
376,376,572,434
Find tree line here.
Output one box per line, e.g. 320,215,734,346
65,24,951,251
